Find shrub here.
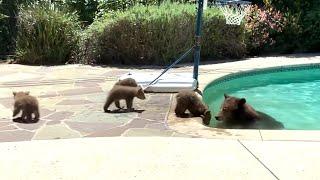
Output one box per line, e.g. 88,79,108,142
262,0,320,53
96,0,196,17
16,2,81,64
63,0,99,25
75,2,246,65
244,5,288,55
300,6,320,52
0,0,19,55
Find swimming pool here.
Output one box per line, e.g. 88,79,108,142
203,64,320,130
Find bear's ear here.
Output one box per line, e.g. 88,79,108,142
25,91,30,95
138,87,144,93
224,93,230,99
238,98,246,106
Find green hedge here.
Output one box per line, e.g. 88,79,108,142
16,2,81,64
75,2,246,65
0,0,19,55
263,0,320,53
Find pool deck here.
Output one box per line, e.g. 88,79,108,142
1,54,320,179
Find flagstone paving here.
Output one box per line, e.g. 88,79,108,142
0,64,180,142
0,54,320,142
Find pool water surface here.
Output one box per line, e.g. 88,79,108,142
203,65,320,130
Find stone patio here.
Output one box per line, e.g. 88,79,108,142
0,54,320,142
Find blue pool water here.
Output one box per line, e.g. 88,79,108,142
203,65,320,130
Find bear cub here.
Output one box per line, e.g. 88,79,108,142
115,78,138,87
104,85,146,112
12,91,40,123
175,90,211,125
215,94,284,129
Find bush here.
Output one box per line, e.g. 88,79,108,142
263,0,320,53
96,0,195,17
75,2,246,65
0,0,19,55
300,6,320,52
63,0,99,25
16,2,81,64
244,5,288,54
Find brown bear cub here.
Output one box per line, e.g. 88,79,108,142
105,78,143,111
104,85,146,112
215,94,284,129
115,78,138,87
175,90,211,125
12,91,40,123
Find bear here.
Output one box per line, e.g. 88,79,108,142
175,90,211,125
108,78,142,110
215,94,284,129
104,85,146,112
115,78,138,87
12,91,40,123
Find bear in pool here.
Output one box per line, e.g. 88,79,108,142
214,94,284,129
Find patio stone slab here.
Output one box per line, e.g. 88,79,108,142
69,111,137,124
74,82,100,88
15,120,45,131
0,122,12,128
38,91,58,98
85,93,107,103
0,106,12,119
0,118,11,122
0,130,34,142
58,87,103,96
39,108,56,118
0,97,13,108
145,123,168,130
44,111,74,121
33,124,82,140
57,99,93,105
65,121,123,135
138,111,167,121
102,70,130,77
0,125,18,131
86,118,154,137
46,120,61,125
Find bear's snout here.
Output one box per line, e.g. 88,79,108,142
215,116,221,121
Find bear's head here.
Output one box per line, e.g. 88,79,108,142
13,91,30,99
136,87,146,100
215,94,247,122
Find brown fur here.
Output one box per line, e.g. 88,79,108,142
12,91,40,123
175,90,211,125
215,94,284,129
104,85,146,112
115,78,138,87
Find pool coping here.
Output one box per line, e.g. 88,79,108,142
167,61,320,141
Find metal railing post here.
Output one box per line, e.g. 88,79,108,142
193,0,204,81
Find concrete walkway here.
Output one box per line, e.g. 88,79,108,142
0,137,319,180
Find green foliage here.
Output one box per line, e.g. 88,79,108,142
301,7,320,51
16,2,81,64
263,0,320,53
96,0,195,17
63,0,99,25
74,2,246,65
263,0,316,14
0,0,19,55
244,5,288,54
